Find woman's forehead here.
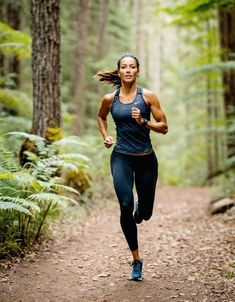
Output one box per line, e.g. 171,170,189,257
120,57,137,65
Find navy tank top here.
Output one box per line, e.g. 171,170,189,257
110,87,153,155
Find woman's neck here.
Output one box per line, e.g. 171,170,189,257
120,82,137,96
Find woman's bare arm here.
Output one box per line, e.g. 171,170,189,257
143,89,168,134
97,92,115,148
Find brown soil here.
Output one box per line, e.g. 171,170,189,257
0,186,234,302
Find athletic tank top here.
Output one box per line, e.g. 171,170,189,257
110,87,153,155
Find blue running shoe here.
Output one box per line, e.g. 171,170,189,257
134,201,143,224
129,259,143,281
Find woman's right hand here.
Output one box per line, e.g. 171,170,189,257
104,136,114,148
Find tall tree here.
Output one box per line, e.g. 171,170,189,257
73,0,91,135
218,7,235,163
31,0,61,139
94,0,109,110
96,0,108,60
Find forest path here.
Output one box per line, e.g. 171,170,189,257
0,187,234,302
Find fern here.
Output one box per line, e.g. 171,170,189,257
0,196,40,212
0,136,19,172
28,192,78,205
8,132,46,153
13,171,42,191
53,136,88,147
0,201,31,215
0,131,91,254
50,183,80,195
58,153,90,162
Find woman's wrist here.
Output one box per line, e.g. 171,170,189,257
141,118,148,126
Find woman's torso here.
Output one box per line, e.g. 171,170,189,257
110,87,153,155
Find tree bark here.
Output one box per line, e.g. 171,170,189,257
7,0,21,88
92,0,109,118
218,8,235,162
73,0,91,135
206,19,217,179
96,0,108,60
31,0,61,139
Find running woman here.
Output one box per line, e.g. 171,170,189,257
96,54,168,281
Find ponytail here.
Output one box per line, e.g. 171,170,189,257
95,68,121,88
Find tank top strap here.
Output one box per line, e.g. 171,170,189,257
114,88,120,97
137,87,142,94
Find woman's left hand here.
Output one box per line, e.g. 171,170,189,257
132,107,143,125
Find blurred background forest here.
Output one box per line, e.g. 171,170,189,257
0,0,234,256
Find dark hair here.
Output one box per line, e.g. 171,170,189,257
117,54,139,71
95,54,140,88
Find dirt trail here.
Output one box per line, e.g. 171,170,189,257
0,187,234,302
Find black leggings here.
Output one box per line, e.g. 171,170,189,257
110,150,158,251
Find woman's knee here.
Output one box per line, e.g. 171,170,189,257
120,202,133,216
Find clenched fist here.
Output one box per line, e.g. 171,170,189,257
132,107,143,125
104,136,114,148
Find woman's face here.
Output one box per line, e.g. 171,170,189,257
118,57,139,83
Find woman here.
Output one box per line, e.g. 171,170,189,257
96,54,168,281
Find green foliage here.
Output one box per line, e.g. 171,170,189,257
0,22,31,59
0,89,32,117
156,0,235,26
0,21,32,134
0,132,91,257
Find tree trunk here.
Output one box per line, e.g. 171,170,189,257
218,8,235,162
73,0,91,135
7,0,21,88
31,0,61,139
206,19,217,179
93,0,108,118
96,0,108,60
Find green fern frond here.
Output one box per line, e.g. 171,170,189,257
23,151,39,162
0,136,19,172
28,192,77,205
13,171,42,190
51,183,80,195
36,157,78,173
0,196,40,212
8,132,46,153
53,136,88,147
58,153,90,162
0,201,31,215
37,180,54,191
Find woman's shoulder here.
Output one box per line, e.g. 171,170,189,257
142,88,157,98
142,88,159,105
102,90,117,103
100,90,117,109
